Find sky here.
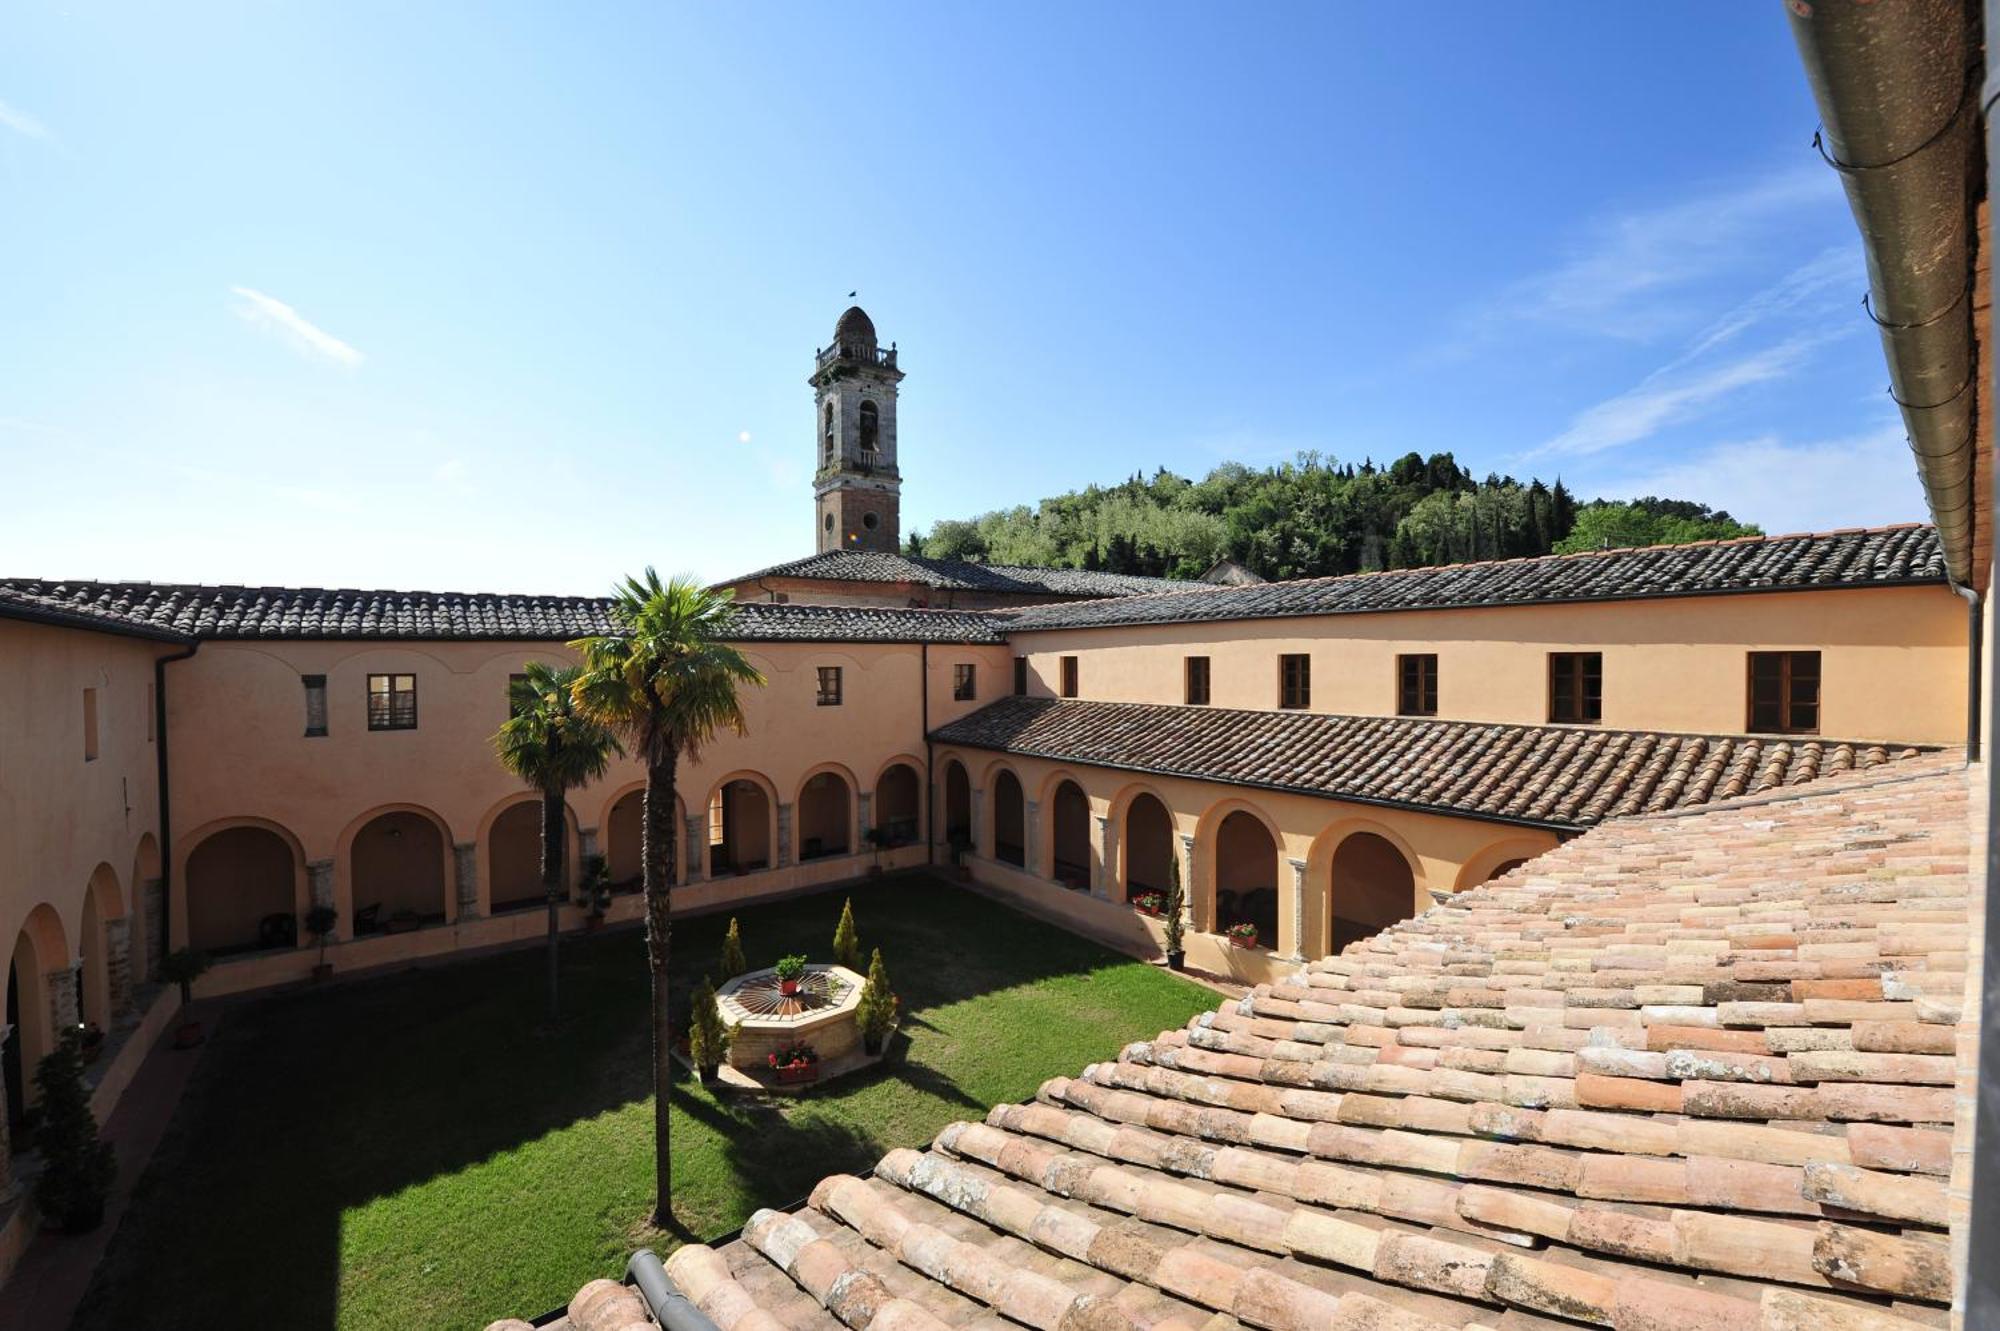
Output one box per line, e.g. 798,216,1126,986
0,4,1924,594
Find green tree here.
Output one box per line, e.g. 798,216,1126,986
719,917,747,980
832,897,861,969
686,975,731,1077
572,570,764,1230
493,662,621,1021
1552,501,1758,555
857,947,896,1049
34,1027,116,1232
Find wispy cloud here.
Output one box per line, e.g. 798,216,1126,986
0,97,49,140
228,286,365,367
1466,167,1842,344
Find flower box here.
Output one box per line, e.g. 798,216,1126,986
772,1062,819,1085
1132,893,1165,917
1226,925,1262,949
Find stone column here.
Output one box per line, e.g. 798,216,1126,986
579,826,599,865
1024,800,1041,878
1284,857,1309,963
0,1025,12,1199
1181,833,1203,932
141,876,164,982
1093,815,1115,899
308,858,335,910
970,789,985,857
777,803,794,869
454,842,479,919
49,965,80,1035
684,815,705,883
105,917,133,1019
856,791,873,847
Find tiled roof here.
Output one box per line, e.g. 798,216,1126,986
727,549,1194,599
506,754,1977,1331
0,581,193,642
996,525,1948,632
930,696,1929,830
0,579,1006,644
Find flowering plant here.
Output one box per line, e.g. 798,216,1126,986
1133,892,1165,915
1226,921,1261,946
768,1042,819,1070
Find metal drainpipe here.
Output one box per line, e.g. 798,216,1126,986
153,640,199,975
1953,584,1984,761
922,642,934,865
624,1250,723,1331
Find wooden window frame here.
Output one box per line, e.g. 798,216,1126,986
1279,653,1311,710
1746,650,1820,735
816,665,844,707
1185,655,1211,706
367,673,418,731
952,663,976,701
1059,655,1079,699
1396,654,1438,717
1547,652,1602,725
1013,656,1028,696
303,674,328,737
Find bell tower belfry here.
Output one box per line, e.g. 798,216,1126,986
811,306,904,553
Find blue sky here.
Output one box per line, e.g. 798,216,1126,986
0,4,1921,593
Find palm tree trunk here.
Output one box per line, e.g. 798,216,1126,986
642,749,677,1228
542,782,565,1022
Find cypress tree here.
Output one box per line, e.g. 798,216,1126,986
719,917,747,980
832,898,861,969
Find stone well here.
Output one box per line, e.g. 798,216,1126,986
715,963,868,1077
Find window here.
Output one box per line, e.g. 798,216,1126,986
1396,654,1438,717
367,673,417,730
953,663,976,701
1185,655,1211,706
1013,656,1029,695
822,401,835,466
862,512,879,530
82,688,99,761
1279,654,1311,709
816,665,843,706
858,399,879,452
1060,656,1079,698
824,512,833,533
303,675,328,737
1548,653,1602,724
1748,651,1820,734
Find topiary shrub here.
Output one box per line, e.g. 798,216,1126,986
857,947,897,1054
34,1026,116,1233
719,918,747,980
687,975,732,1079
832,897,861,970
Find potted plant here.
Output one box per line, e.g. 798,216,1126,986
773,953,808,997
159,948,212,1048
1226,921,1261,949
580,854,611,930
687,975,732,1084
77,1023,106,1064
32,1028,115,1234
1163,857,1187,972
947,832,973,879
767,1041,819,1085
304,903,339,981
857,947,896,1056
865,826,889,877
1132,891,1165,917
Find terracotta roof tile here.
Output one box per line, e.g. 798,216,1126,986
930,698,1932,830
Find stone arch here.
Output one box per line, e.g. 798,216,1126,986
706,771,778,875
1327,830,1418,955
797,767,855,861
6,903,70,1120
183,819,306,955
341,805,453,933
1452,835,1557,894
480,793,583,915
130,832,161,984
942,758,972,846
79,863,126,1031
1048,778,1091,889
601,782,686,892
991,767,1027,867
1197,799,1282,948
873,759,922,848
1120,790,1177,903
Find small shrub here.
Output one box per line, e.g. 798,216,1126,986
773,954,808,983
159,948,211,1006
719,918,747,980
832,898,861,969
857,947,896,1044
304,904,339,964
687,976,732,1070
579,854,611,914
33,1027,115,1232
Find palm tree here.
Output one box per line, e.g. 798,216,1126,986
493,662,620,1022
571,570,763,1228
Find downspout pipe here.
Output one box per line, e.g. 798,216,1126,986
153,640,199,978
1787,0,1981,585
624,1250,722,1331
1954,583,1984,760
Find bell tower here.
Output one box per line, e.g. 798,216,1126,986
811,306,904,553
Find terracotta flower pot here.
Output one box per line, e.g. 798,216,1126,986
173,1020,205,1050
1166,949,1186,971
774,1062,818,1085
779,977,800,997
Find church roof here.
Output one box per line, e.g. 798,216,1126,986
725,549,1196,600
834,305,876,346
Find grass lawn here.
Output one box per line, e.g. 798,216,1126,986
73,873,1216,1331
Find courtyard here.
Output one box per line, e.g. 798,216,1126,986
67,874,1214,1331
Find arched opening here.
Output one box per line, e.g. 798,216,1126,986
79,864,125,1030
186,825,298,954
1124,793,1174,903
822,401,836,466
132,832,161,985
1050,780,1090,890
710,780,772,874
1330,831,1417,953
943,761,971,846
858,399,879,454
606,789,645,892
875,763,920,847
7,905,70,1128
993,770,1025,867
350,811,448,934
798,772,852,861
1479,858,1530,887
1214,811,1278,948
488,800,577,915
